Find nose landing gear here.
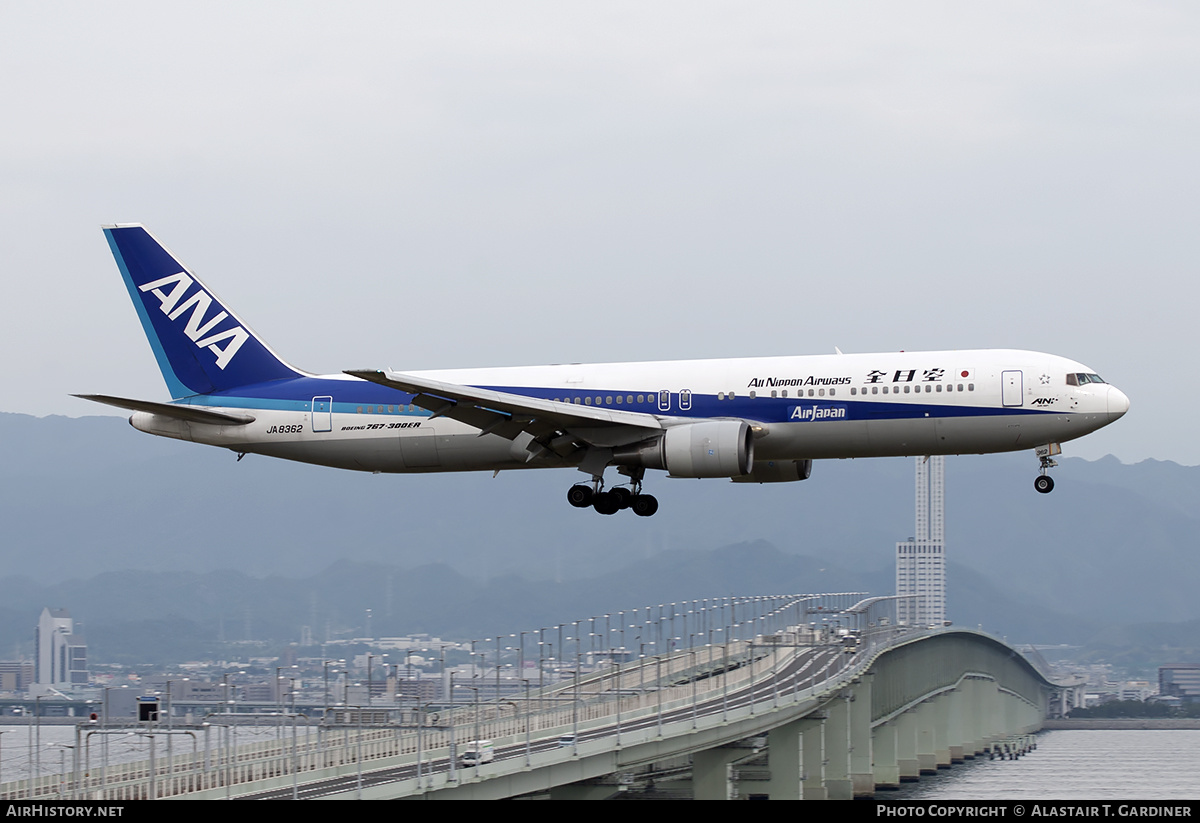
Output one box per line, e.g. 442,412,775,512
1034,444,1061,494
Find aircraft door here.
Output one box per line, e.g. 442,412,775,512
1001,371,1023,407
311,396,333,432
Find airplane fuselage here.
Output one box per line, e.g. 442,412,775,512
129,349,1126,474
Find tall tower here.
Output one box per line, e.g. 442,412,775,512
34,607,88,694
896,456,946,626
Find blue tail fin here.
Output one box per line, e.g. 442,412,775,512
104,225,302,399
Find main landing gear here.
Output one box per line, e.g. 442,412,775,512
1034,443,1061,494
567,480,659,516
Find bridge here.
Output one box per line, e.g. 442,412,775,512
2,593,1055,800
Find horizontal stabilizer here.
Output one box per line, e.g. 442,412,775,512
73,394,256,426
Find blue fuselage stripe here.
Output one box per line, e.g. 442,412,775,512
178,378,1053,423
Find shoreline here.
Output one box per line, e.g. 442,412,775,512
1043,718,1200,730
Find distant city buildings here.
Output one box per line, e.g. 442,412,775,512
1159,664,1200,704
896,456,947,627
33,607,88,695
0,660,34,693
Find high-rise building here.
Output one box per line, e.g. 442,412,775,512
896,456,946,627
1159,664,1200,703
34,607,88,694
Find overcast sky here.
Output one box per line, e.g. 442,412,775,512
2,2,1196,464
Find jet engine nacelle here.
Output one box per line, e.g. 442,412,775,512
613,420,754,478
731,459,813,483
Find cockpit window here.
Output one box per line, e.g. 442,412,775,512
1067,373,1106,386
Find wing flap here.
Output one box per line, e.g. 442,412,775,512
345,369,662,449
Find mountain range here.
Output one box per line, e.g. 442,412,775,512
1,412,1195,665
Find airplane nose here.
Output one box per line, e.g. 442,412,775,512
1107,386,1130,420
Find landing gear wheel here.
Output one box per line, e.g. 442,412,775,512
631,494,659,517
610,487,633,510
593,491,620,515
567,485,594,508
1034,475,1054,494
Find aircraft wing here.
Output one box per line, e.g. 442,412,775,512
344,369,664,455
73,394,256,425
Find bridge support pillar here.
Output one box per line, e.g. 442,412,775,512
1006,688,1021,738
800,717,826,800
963,676,987,757
916,701,938,774
872,720,900,791
896,707,920,781
765,719,803,800
763,716,829,800
850,675,875,798
693,746,748,800
824,694,852,800
932,693,952,768
947,684,966,763
980,678,1006,752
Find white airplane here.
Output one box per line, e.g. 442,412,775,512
78,225,1129,517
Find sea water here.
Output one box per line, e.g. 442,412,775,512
889,730,1200,800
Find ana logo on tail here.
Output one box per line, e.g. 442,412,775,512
139,272,249,370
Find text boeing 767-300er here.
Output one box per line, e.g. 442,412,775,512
77,225,1129,517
